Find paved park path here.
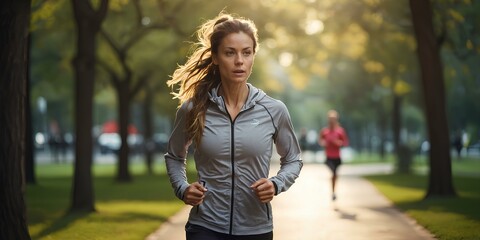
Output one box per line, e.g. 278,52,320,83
146,163,436,240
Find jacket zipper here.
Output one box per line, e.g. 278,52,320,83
221,98,256,235
229,117,235,235
223,101,250,235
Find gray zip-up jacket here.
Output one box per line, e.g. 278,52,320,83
165,83,303,235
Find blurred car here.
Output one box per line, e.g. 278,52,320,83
34,132,47,150
98,133,143,154
97,121,144,154
98,133,121,154
467,141,480,156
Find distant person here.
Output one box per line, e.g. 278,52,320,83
299,128,308,152
318,110,349,201
164,12,303,240
462,131,469,154
420,140,430,155
48,119,64,163
453,130,463,158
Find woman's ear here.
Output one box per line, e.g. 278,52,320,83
212,53,218,65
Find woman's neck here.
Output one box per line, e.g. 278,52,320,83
219,82,249,109
219,82,249,120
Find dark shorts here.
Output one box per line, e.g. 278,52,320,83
186,222,273,240
325,158,342,175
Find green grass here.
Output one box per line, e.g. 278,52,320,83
348,151,480,177
366,174,480,240
347,151,396,164
27,159,197,240
413,155,480,177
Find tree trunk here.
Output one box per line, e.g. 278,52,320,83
25,32,36,184
0,0,32,238
377,103,387,159
143,88,154,175
392,95,412,172
70,0,109,212
116,81,132,182
392,95,402,152
409,0,456,197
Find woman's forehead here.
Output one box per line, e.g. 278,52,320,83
219,32,254,49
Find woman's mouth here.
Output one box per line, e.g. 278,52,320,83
233,70,246,77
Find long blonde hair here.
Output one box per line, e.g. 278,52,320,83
167,12,259,145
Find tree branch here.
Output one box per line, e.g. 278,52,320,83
95,0,109,24
155,0,189,37
31,0,48,11
72,0,93,20
100,29,131,81
130,70,152,99
157,0,166,16
171,0,189,14
123,23,170,51
170,0,190,37
437,15,446,47
97,59,121,89
132,0,143,28
100,29,123,59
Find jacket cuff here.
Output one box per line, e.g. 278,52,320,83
270,179,280,195
176,184,189,201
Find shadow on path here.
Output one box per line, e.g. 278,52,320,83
334,207,357,221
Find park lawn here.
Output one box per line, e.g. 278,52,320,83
413,155,480,177
348,152,396,164
366,173,480,240
451,158,480,174
27,160,196,240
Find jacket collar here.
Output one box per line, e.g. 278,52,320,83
208,83,266,112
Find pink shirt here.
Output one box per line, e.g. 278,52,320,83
320,126,349,159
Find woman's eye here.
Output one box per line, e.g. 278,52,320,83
226,51,234,56
243,51,252,56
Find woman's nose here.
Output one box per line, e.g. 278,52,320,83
235,54,244,65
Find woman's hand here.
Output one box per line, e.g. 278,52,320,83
251,178,275,203
183,182,207,206
319,139,326,147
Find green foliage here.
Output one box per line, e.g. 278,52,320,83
31,0,66,31
433,0,480,137
30,1,76,132
29,0,479,150
366,173,480,240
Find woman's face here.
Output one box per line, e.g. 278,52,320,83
213,32,255,85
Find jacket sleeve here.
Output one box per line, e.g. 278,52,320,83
164,103,191,200
269,102,303,195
